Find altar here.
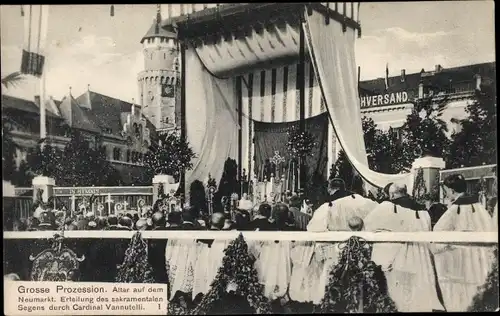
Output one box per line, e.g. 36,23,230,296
174,3,411,200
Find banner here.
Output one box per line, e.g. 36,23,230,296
21,5,49,77
254,113,329,191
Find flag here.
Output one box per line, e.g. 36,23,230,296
385,63,389,90
21,5,49,77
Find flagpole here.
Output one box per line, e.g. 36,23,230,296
40,62,47,144
39,5,50,148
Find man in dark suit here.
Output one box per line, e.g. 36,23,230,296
166,212,182,230
327,178,355,203
248,203,273,231
106,215,120,230
181,209,201,230
151,212,168,230
118,216,133,230
37,212,56,231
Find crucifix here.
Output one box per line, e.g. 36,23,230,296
122,200,129,213
270,151,285,179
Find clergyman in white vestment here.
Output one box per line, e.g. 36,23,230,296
306,179,378,303
363,183,444,312
432,174,495,312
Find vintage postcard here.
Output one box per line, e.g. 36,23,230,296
2,2,497,315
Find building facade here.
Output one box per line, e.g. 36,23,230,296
2,2,495,187
2,88,156,185
359,62,496,138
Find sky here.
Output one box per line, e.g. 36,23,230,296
0,2,495,102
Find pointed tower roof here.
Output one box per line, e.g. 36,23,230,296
140,5,177,44
58,89,100,133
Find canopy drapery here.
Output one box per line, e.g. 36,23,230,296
184,45,238,193
195,21,300,78
185,4,412,193
303,9,411,190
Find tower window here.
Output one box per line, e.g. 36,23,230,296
164,53,166,59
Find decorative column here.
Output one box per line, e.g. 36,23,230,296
409,156,446,206
32,176,55,202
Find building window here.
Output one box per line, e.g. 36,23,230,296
164,53,166,59
391,127,403,141
126,149,131,162
113,148,121,161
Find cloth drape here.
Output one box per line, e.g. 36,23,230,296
184,45,239,192
195,22,300,79
303,10,411,190
254,113,329,186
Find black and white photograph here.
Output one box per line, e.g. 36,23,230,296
2,2,498,314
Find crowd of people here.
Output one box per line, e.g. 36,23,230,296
4,171,499,312
8,191,313,233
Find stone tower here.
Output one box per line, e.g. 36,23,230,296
137,5,180,133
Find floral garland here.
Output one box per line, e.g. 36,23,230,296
467,247,499,312
115,232,155,283
287,127,316,158
192,234,273,315
318,236,398,313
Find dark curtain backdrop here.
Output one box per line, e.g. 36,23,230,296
254,113,329,193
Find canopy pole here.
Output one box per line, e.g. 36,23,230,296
180,41,187,203
237,76,243,196
298,14,306,195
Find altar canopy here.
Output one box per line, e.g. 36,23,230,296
184,4,412,191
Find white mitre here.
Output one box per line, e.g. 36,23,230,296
33,206,45,219
238,198,253,211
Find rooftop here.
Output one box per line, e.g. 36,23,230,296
2,90,156,140
140,19,177,44
359,62,496,96
1,95,60,119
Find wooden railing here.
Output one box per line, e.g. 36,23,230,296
3,231,498,244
